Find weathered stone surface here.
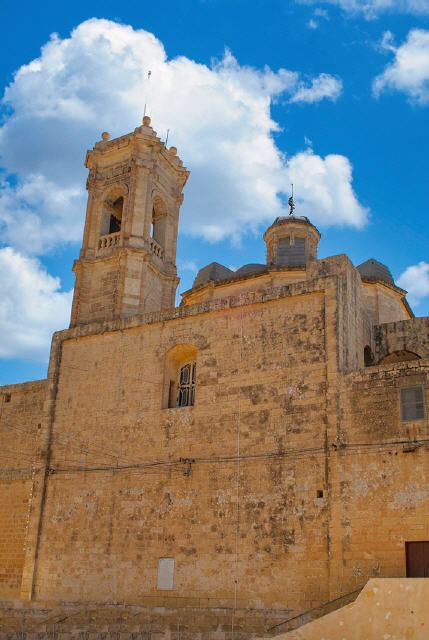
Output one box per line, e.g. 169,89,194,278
0,120,428,638
278,578,429,639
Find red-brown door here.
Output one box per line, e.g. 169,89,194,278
406,542,429,577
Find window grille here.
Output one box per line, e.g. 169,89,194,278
177,362,196,407
400,386,425,421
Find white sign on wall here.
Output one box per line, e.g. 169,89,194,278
157,557,175,590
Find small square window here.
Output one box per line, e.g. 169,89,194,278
4,393,11,403
400,386,425,421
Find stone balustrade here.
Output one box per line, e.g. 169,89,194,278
97,232,120,253
150,238,165,260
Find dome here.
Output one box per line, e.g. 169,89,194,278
264,215,321,237
357,259,394,286
192,262,234,288
234,263,266,277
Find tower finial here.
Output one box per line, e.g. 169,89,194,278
288,184,295,216
143,69,152,119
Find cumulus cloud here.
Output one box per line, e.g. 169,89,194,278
0,248,72,361
398,262,429,307
298,0,429,18
0,175,85,254
373,30,429,104
285,151,365,226
289,73,343,103
0,19,369,362
0,17,365,254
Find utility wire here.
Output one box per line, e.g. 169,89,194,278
47,436,429,476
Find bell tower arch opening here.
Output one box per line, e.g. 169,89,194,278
100,192,124,236
99,186,126,239
151,195,167,251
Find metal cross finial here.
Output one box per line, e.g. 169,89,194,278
288,184,295,216
143,70,152,118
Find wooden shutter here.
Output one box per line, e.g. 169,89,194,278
406,541,429,577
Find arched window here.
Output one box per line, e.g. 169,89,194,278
164,344,197,409
100,190,124,237
364,345,374,367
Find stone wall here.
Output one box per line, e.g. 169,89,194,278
375,316,429,362
361,283,409,327
1,257,429,638
0,380,47,598
72,255,121,325
31,287,331,619
279,578,429,639
329,359,429,598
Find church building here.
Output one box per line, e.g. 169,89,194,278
1,116,428,637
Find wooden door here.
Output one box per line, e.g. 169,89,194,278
406,541,429,577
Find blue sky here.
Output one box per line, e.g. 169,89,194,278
0,0,428,384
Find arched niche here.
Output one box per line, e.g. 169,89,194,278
364,345,374,367
379,350,421,365
163,343,197,409
100,186,126,237
151,195,168,249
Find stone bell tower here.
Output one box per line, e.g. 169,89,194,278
70,116,189,327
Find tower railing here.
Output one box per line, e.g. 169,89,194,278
97,231,121,255
150,238,165,260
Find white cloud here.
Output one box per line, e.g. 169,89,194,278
289,73,343,103
307,7,330,27
0,175,85,254
398,262,429,307
285,151,366,227
373,30,429,105
178,259,199,273
314,7,330,16
0,19,369,363
0,18,364,255
0,248,72,362
298,0,429,18
308,18,320,28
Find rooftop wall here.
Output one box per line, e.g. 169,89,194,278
375,316,429,362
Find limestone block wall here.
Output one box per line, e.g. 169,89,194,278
31,289,331,617
375,317,429,362
329,359,429,598
361,283,409,328
0,380,47,597
73,257,120,325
